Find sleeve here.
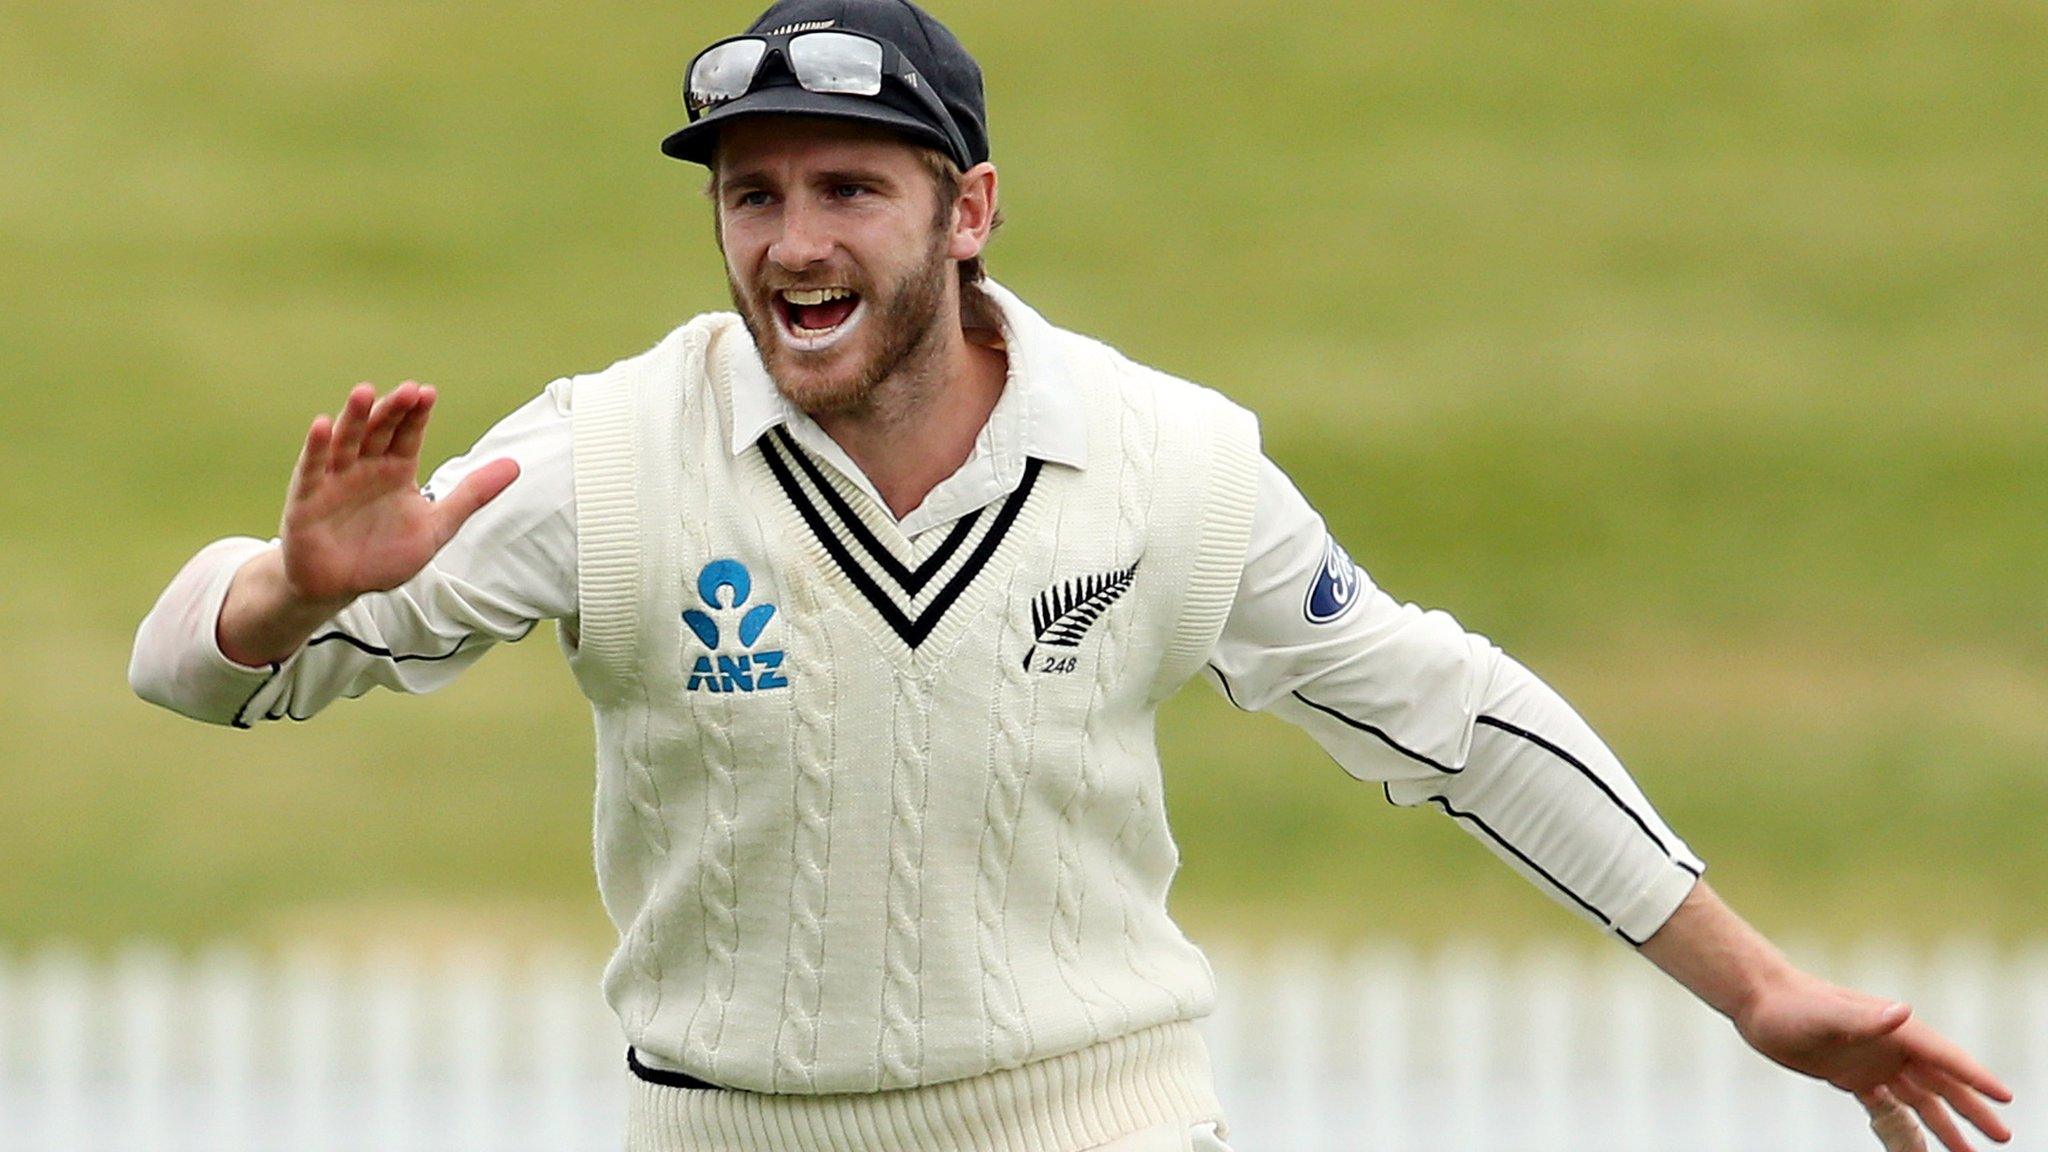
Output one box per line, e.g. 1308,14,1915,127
127,380,579,728
1205,456,1704,944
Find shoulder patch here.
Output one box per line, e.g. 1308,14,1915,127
1304,533,1361,624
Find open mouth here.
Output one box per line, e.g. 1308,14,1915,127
773,286,866,351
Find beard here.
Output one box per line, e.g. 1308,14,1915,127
728,226,953,419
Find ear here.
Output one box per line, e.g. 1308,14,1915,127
946,162,999,262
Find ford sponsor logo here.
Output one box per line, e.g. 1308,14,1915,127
1304,533,1361,624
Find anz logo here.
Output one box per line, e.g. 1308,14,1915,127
1304,533,1362,624
682,559,790,694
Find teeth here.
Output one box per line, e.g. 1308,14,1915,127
775,292,866,350
781,287,854,306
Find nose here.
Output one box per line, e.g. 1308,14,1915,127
768,198,834,272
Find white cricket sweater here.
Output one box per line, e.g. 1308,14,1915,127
568,303,1258,1112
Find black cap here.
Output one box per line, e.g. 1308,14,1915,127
661,0,989,171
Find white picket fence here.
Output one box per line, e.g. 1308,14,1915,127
1,939,2041,1151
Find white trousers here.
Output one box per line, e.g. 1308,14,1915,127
1086,1121,1234,1152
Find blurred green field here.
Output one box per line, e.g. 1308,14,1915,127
2,0,2043,951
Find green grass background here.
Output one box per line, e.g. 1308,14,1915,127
2,0,2042,951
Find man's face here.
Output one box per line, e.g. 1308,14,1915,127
713,116,957,416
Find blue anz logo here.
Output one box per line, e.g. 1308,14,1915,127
682,559,790,693
1304,533,1362,624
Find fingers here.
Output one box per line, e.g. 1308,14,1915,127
359,381,423,459
326,382,433,470
387,384,437,461
1898,1020,2015,1103
1893,1074,1976,1152
328,383,376,471
430,457,520,545
1861,1086,1929,1152
291,414,334,499
1909,1065,2013,1145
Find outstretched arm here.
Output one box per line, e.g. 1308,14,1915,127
1640,880,2013,1152
1208,454,2014,1150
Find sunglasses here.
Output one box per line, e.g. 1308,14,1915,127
684,30,972,170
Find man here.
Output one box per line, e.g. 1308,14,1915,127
129,1,2013,1149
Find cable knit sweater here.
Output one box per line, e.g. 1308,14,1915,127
565,306,1258,1141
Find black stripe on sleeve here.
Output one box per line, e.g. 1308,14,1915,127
1207,664,1248,711
306,631,472,662
1417,793,1639,941
305,619,536,662
230,621,536,728
1289,691,1463,773
1473,714,1678,862
230,664,284,730
1291,692,1696,905
1379,782,1661,945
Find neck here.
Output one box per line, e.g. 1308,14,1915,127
812,287,1007,521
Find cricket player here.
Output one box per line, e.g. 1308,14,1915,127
129,2,2013,1149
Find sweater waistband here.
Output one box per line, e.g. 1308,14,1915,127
625,1020,1224,1152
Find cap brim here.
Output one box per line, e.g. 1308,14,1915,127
661,86,957,166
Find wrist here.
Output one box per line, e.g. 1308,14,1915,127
253,546,353,619
278,569,356,617
218,548,351,666
1725,948,1803,1030
1638,879,1800,1023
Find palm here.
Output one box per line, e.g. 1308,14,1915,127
288,453,439,596
280,381,518,603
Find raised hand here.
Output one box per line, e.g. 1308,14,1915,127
214,381,519,668
1733,968,2013,1152
280,381,519,604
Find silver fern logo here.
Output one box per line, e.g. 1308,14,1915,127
1024,561,1139,673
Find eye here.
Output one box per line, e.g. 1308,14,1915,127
732,189,772,209
831,183,868,200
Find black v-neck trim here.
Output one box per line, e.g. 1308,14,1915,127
769,427,980,595
759,433,1043,649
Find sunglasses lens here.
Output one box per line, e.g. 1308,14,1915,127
687,40,768,111
788,32,884,96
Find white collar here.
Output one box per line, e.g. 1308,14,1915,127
720,279,1089,536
